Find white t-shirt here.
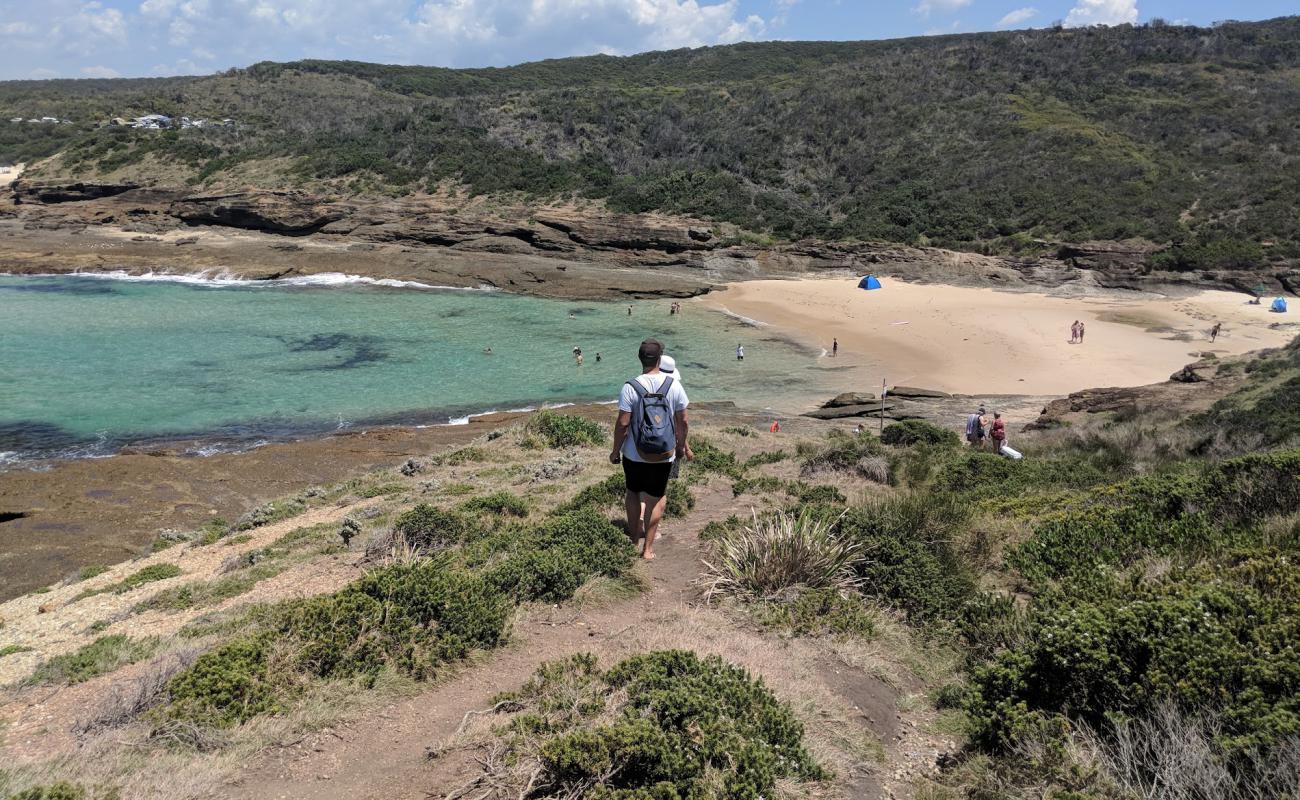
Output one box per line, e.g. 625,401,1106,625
618,372,689,462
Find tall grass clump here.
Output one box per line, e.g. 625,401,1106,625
881,419,960,447
800,432,889,483
701,509,864,602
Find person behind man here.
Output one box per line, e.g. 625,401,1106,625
610,339,693,560
965,406,987,448
990,411,1006,454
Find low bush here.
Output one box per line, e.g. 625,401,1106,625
4,784,91,800
528,410,606,448
881,419,960,447
744,449,788,468
702,509,864,601
27,635,158,685
484,510,635,603
934,451,1108,494
432,446,488,466
699,515,743,541
133,562,286,613
838,494,975,622
732,475,785,497
789,481,847,505
235,498,306,531
687,436,743,478
488,651,826,798
460,491,530,518
74,563,183,600
390,504,477,552
755,587,878,639
74,565,108,582
800,434,889,482
665,480,695,518
166,555,512,727
555,473,625,514
0,644,34,658
968,551,1300,756
722,425,757,437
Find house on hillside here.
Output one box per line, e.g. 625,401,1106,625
39,116,59,124
8,118,21,123
131,114,173,129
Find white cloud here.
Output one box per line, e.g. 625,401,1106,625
81,64,121,77
2,0,771,79
996,7,1038,28
914,0,970,17
1064,0,1138,27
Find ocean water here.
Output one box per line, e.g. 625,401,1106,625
0,273,833,463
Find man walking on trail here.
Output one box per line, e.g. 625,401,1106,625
1210,322,1222,343
611,339,693,561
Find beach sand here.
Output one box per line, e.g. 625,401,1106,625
706,278,1296,395
0,162,23,188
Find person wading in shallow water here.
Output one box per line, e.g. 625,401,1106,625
610,339,692,560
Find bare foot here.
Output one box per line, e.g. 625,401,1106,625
641,551,656,560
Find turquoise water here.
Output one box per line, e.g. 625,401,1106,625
0,274,833,463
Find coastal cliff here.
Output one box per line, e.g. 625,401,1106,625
6,182,1298,300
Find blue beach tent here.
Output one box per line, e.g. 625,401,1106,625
1272,297,1288,313
858,275,883,290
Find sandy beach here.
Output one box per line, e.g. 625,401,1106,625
706,278,1297,395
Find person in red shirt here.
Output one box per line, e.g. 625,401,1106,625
990,412,1006,454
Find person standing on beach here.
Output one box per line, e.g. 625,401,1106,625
610,339,692,561
1210,322,1222,342
1070,320,1080,343
1078,321,1086,343
628,304,633,316
737,344,745,361
832,338,839,357
990,412,1006,455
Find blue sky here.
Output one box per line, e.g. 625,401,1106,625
0,0,1294,81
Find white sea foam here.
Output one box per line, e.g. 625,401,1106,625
713,306,770,327
5,270,496,292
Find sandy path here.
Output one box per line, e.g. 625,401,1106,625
0,163,23,188
707,278,1297,395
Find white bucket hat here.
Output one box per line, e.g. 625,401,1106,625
658,354,683,384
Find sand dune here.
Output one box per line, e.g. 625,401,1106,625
706,278,1296,396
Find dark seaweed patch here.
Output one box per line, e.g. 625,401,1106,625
0,279,118,295
277,333,391,371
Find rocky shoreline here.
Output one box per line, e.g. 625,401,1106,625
5,182,1299,300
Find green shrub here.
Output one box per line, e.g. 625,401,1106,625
722,426,757,437
460,491,530,518
74,563,183,600
732,475,786,497
5,784,89,800
75,564,108,582
494,651,825,798
968,551,1300,755
433,446,488,466
743,450,788,468
28,635,158,685
881,419,960,447
789,482,847,505
484,510,635,603
687,436,743,478
392,503,477,551
700,515,743,542
556,473,626,514
838,494,975,622
528,410,606,448
0,644,34,658
756,587,877,639
664,481,694,518
934,451,1107,494
166,636,281,728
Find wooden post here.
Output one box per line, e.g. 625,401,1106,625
879,377,886,433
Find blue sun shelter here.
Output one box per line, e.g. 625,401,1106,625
858,275,883,291
1272,297,1289,313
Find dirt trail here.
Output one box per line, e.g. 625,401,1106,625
224,484,915,800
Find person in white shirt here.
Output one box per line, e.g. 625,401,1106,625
610,339,693,560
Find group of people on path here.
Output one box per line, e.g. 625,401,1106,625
965,406,1017,458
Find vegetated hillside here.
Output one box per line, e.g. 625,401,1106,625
3,17,1300,267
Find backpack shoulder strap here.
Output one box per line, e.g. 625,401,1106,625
654,377,674,396
625,379,649,399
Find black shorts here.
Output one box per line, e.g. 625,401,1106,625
623,459,672,498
